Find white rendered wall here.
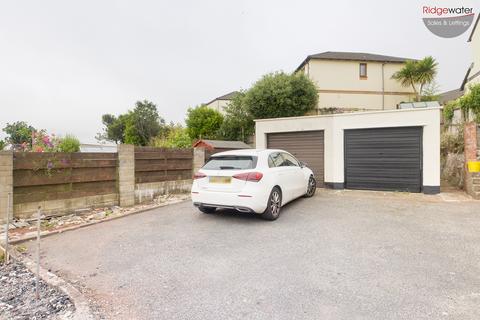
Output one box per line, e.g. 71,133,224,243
255,108,441,188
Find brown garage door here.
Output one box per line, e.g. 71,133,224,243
267,131,324,186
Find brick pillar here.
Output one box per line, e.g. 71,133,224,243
464,122,478,161
193,147,205,174
477,124,480,159
117,144,135,207
0,151,13,224
464,122,480,199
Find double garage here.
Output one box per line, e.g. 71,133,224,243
256,108,440,194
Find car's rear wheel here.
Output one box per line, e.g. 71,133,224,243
199,206,216,214
304,175,316,198
261,187,282,221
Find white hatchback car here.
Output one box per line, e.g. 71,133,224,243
191,149,316,220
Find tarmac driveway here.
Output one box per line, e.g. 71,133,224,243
25,190,480,320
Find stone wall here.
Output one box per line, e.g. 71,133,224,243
135,179,192,204
441,153,465,189
13,194,119,219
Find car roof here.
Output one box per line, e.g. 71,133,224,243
210,149,286,157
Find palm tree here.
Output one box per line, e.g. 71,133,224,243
392,60,419,100
416,56,438,98
391,56,438,102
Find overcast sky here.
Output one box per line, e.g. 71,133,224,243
0,0,476,143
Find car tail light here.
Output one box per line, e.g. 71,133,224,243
193,172,207,180
233,172,263,182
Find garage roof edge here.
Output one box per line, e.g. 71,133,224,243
253,107,442,122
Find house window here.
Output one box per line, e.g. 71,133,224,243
359,63,367,78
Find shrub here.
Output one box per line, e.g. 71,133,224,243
99,100,165,145
185,105,223,139
441,153,465,190
31,130,58,152
244,72,318,119
459,84,480,121
217,92,255,142
124,101,165,146
57,134,80,152
440,128,464,156
152,125,192,148
443,101,457,125
2,121,36,147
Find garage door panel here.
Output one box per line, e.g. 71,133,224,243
346,168,422,175
347,157,418,168
346,145,420,152
345,127,422,192
347,182,420,192
267,131,324,186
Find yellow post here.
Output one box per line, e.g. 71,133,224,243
467,161,480,173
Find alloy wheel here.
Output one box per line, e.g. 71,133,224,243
307,176,316,196
270,191,281,216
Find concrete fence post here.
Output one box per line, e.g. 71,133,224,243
0,151,13,224
193,147,205,175
117,144,135,207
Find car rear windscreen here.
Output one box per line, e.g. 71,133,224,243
202,156,257,170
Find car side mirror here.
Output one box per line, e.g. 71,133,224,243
300,161,307,168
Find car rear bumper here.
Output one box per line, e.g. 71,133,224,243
193,202,255,213
191,189,268,214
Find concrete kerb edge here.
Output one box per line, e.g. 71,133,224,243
1,245,94,320
9,198,189,245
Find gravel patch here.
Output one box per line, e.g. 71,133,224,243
1,193,191,244
0,260,74,320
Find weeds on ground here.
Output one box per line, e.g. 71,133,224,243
16,245,27,253
41,220,55,230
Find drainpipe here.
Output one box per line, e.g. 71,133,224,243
382,63,386,110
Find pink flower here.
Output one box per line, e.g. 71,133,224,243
41,136,53,148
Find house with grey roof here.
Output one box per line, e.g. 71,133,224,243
204,91,239,114
295,51,417,112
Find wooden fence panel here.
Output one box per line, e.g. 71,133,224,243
134,147,193,183
13,152,118,204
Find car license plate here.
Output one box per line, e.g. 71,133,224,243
209,176,231,184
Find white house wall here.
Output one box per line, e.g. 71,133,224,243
205,99,230,114
305,60,416,110
255,108,441,191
